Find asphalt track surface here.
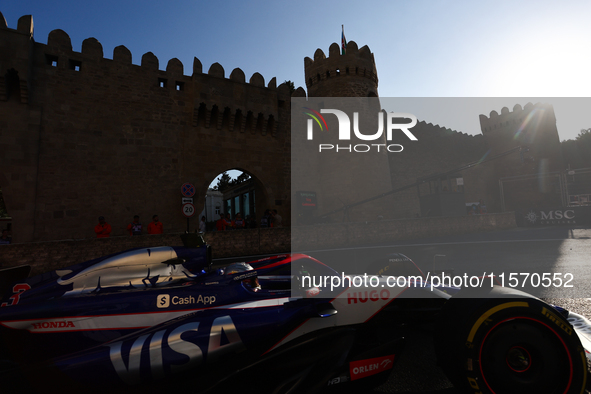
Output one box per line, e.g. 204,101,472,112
216,225,591,393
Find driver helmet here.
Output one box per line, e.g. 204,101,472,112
225,263,261,291
225,262,254,274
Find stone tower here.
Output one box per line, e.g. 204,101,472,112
294,42,393,223
479,103,563,211
304,42,378,98
479,103,562,173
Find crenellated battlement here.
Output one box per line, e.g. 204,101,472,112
304,41,378,97
479,102,556,134
0,13,297,136
415,120,472,137
4,15,281,91
410,120,484,149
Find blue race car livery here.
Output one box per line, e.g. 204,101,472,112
1,244,590,393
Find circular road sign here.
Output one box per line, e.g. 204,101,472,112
181,183,196,197
182,203,196,218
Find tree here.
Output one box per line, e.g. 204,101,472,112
212,171,251,192
233,172,251,185
212,172,233,192
561,128,591,169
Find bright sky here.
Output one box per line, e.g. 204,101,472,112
3,0,591,141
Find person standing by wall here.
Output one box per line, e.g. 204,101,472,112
94,216,112,238
271,209,282,227
216,213,226,231
260,210,270,228
224,213,233,230
148,215,163,234
127,215,142,236
0,229,11,244
233,213,245,229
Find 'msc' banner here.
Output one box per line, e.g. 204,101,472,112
517,207,591,226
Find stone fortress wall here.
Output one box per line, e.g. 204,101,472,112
0,13,291,243
0,12,560,245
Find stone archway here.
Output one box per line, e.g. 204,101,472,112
198,167,273,228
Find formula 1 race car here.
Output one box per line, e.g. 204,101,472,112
0,242,590,393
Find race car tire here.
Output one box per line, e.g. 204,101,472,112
435,287,588,394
